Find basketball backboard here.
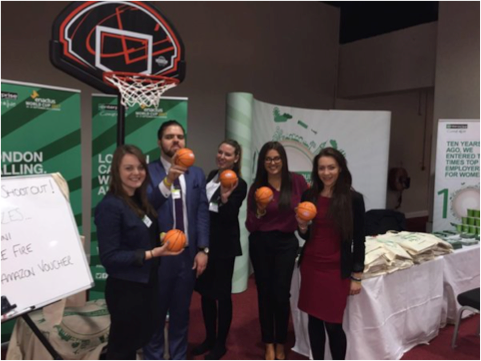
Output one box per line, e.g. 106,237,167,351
50,1,186,94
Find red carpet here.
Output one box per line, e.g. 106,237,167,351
188,276,307,360
188,276,479,360
2,275,476,360
401,317,480,360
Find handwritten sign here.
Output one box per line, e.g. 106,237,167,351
1,174,93,320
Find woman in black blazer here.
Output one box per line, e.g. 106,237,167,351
95,145,182,360
194,139,247,360
296,147,365,360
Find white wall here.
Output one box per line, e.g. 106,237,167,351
432,2,480,122
338,22,437,98
1,2,340,240
336,90,434,217
336,23,438,217
428,1,480,227
337,2,480,221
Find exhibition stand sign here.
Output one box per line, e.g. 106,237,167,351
433,119,480,232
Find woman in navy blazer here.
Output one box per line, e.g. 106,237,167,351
95,145,182,360
193,139,247,360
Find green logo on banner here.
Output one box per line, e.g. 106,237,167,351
1,81,82,232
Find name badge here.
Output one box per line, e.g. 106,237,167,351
209,201,219,213
142,215,153,228
172,189,181,200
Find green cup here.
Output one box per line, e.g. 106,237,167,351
476,218,480,227
456,224,463,233
462,217,469,225
468,217,475,225
476,227,480,236
475,210,481,218
467,209,475,217
469,225,476,234
462,224,470,232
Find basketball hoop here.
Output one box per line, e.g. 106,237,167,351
103,72,179,108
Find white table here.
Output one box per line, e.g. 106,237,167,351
291,257,445,360
441,244,480,325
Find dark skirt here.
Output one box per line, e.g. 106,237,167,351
195,257,236,300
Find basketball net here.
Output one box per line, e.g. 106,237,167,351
104,72,179,108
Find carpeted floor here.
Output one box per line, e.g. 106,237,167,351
188,276,308,360
187,276,480,360
2,274,477,360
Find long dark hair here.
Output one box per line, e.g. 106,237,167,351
219,139,243,177
251,141,292,211
305,147,353,241
109,145,156,218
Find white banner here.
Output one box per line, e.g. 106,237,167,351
433,119,480,232
252,100,391,211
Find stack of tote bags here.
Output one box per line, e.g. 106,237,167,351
363,231,453,279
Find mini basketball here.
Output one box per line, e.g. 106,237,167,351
220,170,238,188
297,201,317,221
175,148,195,168
255,187,274,205
163,229,186,252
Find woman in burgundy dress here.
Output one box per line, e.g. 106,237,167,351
296,147,365,360
246,141,308,360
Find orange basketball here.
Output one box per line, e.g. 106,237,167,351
219,170,238,188
297,201,317,221
175,148,195,168
163,229,186,252
255,187,274,205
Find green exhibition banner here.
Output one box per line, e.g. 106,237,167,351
1,79,82,340
90,95,188,272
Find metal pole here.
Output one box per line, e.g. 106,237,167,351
22,314,63,360
117,96,126,146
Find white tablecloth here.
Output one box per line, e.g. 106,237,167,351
291,256,446,360
441,244,480,325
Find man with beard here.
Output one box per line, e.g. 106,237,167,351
144,120,210,360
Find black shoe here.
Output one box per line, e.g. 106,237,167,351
192,340,215,356
205,345,227,360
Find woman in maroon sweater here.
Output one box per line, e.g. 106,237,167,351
246,141,308,360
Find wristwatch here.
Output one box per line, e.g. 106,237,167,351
198,247,210,255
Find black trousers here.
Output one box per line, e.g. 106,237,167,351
249,231,298,344
105,276,160,360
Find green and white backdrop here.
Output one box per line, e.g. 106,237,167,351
227,92,391,292
1,79,82,339
90,95,188,298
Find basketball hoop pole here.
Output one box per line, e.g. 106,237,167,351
117,96,126,146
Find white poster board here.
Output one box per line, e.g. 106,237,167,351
252,101,391,211
1,174,93,320
433,119,480,232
